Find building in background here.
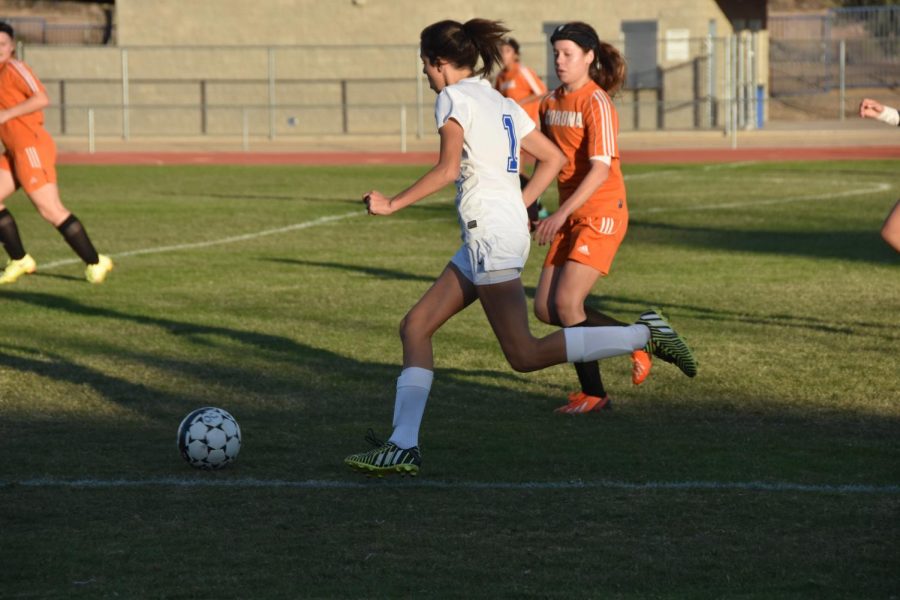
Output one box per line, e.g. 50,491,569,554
25,1,898,141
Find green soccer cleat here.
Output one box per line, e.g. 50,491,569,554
637,308,698,378
344,429,421,477
0,253,36,284
85,254,113,284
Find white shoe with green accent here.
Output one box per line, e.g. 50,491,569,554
344,429,421,477
0,254,36,284
85,254,113,284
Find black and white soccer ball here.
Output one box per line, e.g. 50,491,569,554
177,407,241,470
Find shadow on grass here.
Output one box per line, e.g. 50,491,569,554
0,291,897,483
0,290,534,419
265,258,895,341
630,219,899,264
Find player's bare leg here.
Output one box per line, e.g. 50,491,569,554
27,183,113,283
477,277,568,372
0,168,36,284
400,263,479,369
345,264,477,477
881,199,900,252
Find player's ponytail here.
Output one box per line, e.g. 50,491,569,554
550,21,626,95
420,18,509,77
593,40,626,95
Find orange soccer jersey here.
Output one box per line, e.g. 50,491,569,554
540,80,625,216
0,59,56,193
495,62,547,126
540,81,627,274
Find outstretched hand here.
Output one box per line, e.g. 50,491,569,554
859,98,884,119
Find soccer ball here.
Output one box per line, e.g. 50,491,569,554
177,407,241,470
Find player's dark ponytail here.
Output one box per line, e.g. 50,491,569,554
420,18,509,77
593,40,626,95
550,21,626,95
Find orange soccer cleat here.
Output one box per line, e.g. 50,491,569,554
555,391,612,414
631,350,652,386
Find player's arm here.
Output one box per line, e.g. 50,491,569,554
534,159,610,245
0,88,49,125
520,130,565,207
556,159,610,218
364,119,463,216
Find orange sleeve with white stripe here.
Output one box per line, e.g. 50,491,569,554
9,60,45,97
584,88,618,159
519,66,546,96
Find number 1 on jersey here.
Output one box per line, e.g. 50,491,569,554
502,114,518,173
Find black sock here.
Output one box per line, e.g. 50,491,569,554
56,214,99,265
0,208,27,260
569,320,606,397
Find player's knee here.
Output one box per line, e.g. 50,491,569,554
882,225,900,252
554,301,584,327
533,301,555,325
398,313,415,342
399,310,431,344
502,340,542,373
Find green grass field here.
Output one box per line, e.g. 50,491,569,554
1,160,898,598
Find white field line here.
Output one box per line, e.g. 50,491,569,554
623,161,759,181
633,181,893,215
37,175,892,270
4,477,898,494
39,210,365,270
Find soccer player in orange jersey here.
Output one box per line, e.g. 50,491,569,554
495,37,546,127
495,37,549,223
0,22,112,284
533,22,696,414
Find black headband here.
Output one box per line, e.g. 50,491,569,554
550,24,598,52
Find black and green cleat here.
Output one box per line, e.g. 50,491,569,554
344,429,421,478
637,308,698,378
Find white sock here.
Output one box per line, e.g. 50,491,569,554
388,367,433,450
564,325,650,362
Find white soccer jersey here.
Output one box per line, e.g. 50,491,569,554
434,77,536,246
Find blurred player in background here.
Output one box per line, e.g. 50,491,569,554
0,22,112,284
495,36,548,223
859,97,900,252
344,18,696,477
533,22,694,414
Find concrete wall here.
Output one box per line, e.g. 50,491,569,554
115,0,741,47
23,0,768,137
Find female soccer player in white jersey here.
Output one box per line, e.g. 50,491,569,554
344,18,696,477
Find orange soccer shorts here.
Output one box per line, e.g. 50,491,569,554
543,210,629,276
0,134,57,194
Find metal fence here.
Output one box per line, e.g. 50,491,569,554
769,6,899,96
29,32,770,147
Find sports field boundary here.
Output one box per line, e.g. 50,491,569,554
57,145,900,166
4,477,898,494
